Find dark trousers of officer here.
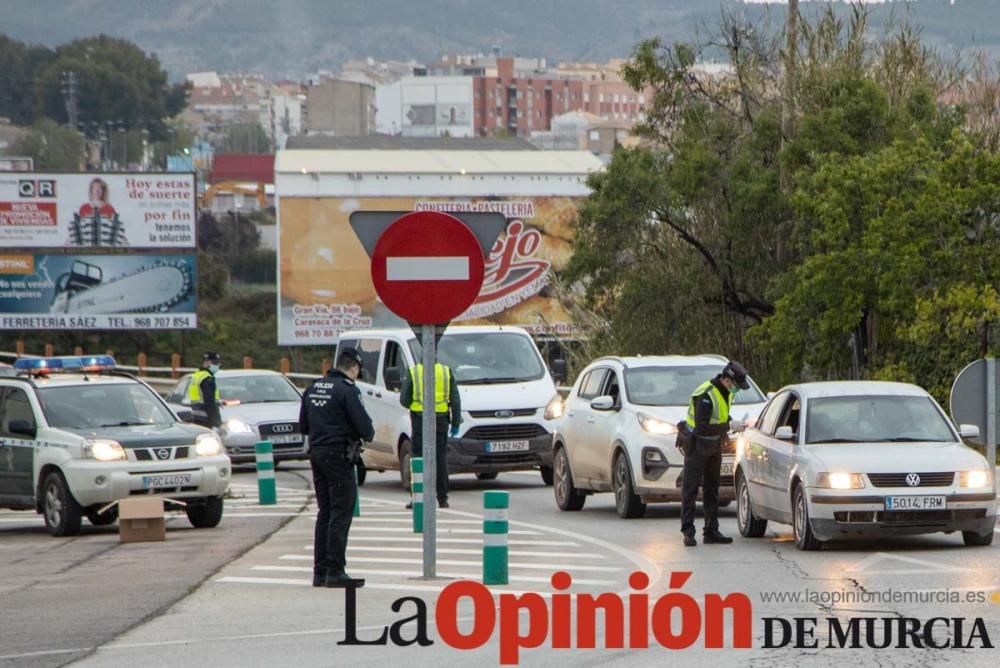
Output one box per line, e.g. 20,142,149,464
310,447,356,577
680,438,722,536
410,412,450,500
191,403,221,429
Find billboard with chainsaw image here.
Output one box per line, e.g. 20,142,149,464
0,254,197,330
278,197,576,345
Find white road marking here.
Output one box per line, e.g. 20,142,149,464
846,552,972,575
215,576,585,598
345,536,578,546
386,256,469,281
342,546,604,558
350,526,541,535
251,565,616,586
352,517,483,524
277,554,618,572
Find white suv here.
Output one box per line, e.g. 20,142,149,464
553,355,767,518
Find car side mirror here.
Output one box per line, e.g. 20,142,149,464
385,367,402,392
775,425,795,441
590,395,615,411
959,424,981,440
8,420,36,438
175,408,195,423
551,358,568,385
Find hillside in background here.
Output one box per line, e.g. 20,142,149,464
1,0,997,78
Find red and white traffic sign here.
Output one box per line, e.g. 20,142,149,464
371,211,485,324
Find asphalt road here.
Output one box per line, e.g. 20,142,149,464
0,465,313,668
40,467,1000,667
5,466,1000,666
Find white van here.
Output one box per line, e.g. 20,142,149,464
335,326,562,490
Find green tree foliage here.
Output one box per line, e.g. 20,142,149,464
568,5,999,398
11,118,84,169
0,35,55,124
219,123,271,154
33,35,189,138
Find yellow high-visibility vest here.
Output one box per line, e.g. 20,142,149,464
409,364,450,414
685,380,731,428
189,369,220,402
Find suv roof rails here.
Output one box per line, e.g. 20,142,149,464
698,354,730,363
594,356,626,366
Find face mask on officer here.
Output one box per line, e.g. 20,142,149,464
209,363,220,374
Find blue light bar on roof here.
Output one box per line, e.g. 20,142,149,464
14,355,116,374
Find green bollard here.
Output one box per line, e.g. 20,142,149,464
254,440,277,505
483,490,509,585
411,457,423,533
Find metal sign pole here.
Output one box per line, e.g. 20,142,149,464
987,357,997,492
421,323,437,578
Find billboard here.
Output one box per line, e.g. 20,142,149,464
0,173,195,248
0,254,197,330
278,196,577,345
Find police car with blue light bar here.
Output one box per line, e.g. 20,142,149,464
0,356,231,536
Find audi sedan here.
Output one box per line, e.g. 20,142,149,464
734,381,996,550
167,370,307,464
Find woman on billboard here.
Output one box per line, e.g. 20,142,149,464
68,177,128,247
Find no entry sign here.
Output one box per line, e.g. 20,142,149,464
370,211,485,324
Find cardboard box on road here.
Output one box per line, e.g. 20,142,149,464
118,497,166,543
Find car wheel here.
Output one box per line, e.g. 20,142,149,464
399,439,413,491
85,506,119,527
612,451,646,519
540,465,554,486
475,472,498,481
356,461,367,487
553,446,585,511
962,530,995,547
792,483,821,551
43,471,82,537
186,496,224,528
736,472,767,538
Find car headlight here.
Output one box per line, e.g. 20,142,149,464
544,395,565,420
960,470,991,488
82,439,126,461
195,432,224,457
816,472,865,489
225,419,254,434
637,412,677,436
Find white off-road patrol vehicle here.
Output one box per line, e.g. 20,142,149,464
0,356,231,536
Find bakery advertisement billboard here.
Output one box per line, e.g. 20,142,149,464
0,172,195,248
278,197,576,345
0,254,197,330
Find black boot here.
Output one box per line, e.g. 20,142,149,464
325,573,366,588
312,571,327,587
683,533,697,547
703,529,733,544
438,497,449,508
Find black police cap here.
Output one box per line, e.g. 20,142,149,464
203,352,222,362
338,347,364,369
722,361,750,390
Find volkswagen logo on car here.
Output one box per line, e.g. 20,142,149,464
906,473,921,487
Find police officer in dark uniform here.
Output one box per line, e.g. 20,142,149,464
190,352,222,428
680,361,749,547
299,347,374,588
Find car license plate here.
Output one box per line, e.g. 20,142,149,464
142,473,193,489
487,440,530,453
268,434,301,445
720,462,734,476
884,495,946,511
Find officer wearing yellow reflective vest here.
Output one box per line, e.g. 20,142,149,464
680,361,750,547
400,362,461,508
190,352,222,428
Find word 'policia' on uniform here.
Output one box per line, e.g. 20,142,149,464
190,352,222,428
400,362,461,508
679,361,750,547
